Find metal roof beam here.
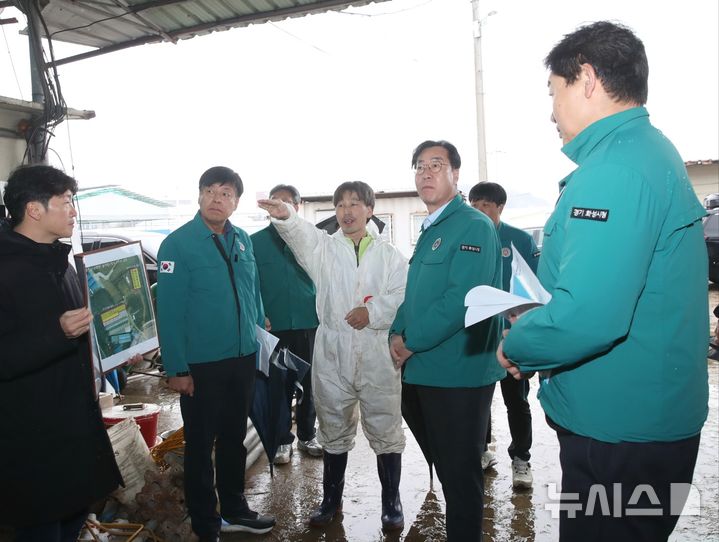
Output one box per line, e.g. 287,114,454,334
111,0,177,42
48,0,375,66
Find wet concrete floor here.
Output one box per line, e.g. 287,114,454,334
128,284,719,542
225,363,719,542
1,289,716,541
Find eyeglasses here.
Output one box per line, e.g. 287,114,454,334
414,160,447,175
202,187,237,201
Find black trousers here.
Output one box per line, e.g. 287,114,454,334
13,509,87,542
554,421,701,542
410,383,494,542
272,328,317,443
181,355,256,538
484,373,533,461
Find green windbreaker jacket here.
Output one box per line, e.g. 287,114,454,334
391,195,506,388
156,212,264,376
503,107,709,442
251,224,318,332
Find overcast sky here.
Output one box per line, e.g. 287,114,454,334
1,0,717,214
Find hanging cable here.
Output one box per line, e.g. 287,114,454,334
13,0,68,163
1,20,25,99
64,114,76,177
49,9,134,39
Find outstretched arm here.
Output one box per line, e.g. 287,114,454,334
258,200,328,285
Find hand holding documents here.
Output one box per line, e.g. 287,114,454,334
465,286,543,327
464,244,552,327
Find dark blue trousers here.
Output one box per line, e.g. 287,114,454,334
181,355,256,538
485,373,533,461
409,383,494,542
553,419,701,542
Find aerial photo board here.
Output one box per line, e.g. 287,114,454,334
75,241,159,381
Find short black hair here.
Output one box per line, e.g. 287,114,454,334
333,181,375,208
269,184,301,205
411,140,461,170
468,182,507,206
3,165,78,227
198,166,244,198
545,21,648,105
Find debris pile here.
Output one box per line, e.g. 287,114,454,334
134,457,192,541
94,421,191,541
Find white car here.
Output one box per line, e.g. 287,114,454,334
79,229,167,285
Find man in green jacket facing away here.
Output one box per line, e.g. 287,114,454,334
498,22,708,542
157,166,275,541
390,140,505,541
251,184,322,464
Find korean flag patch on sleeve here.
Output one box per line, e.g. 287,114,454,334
160,261,175,273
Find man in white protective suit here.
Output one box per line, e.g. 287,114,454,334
258,181,407,531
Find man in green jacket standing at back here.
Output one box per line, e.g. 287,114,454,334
251,184,322,464
157,166,275,542
390,140,505,541
498,22,708,542
469,181,539,489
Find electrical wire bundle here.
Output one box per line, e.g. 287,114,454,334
13,0,67,164
149,427,185,469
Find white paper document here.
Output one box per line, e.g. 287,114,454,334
255,325,280,376
464,245,552,327
464,286,544,327
509,245,552,304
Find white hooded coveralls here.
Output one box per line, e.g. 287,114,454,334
271,207,407,455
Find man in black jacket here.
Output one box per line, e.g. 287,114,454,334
0,165,124,542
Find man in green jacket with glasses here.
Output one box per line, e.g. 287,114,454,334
157,166,275,541
390,140,505,541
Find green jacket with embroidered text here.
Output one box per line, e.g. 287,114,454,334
503,107,708,443
391,195,506,387
156,212,264,376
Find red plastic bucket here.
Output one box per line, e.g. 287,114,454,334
103,403,161,448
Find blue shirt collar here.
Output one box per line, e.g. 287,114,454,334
422,199,452,231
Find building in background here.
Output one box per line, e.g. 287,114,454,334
76,185,176,232
301,190,425,259
300,189,556,258
686,160,719,204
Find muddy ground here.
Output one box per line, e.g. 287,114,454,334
1,288,716,541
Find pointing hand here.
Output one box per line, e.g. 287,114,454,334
257,199,290,220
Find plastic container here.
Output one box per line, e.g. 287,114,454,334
103,403,161,448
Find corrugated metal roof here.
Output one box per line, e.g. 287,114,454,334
34,0,388,65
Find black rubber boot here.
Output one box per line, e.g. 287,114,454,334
377,453,404,531
308,451,348,527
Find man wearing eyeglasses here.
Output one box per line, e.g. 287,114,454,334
156,166,275,541
389,140,505,541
